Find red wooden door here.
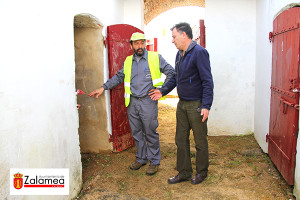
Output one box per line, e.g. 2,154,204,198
107,24,144,152
268,7,300,185
194,20,205,48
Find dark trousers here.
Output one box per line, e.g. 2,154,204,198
175,100,209,178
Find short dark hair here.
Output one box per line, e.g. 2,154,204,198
170,22,193,39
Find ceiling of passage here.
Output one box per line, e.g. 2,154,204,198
144,0,205,24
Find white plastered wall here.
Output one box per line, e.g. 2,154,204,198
0,0,143,199
124,0,145,30
255,0,300,198
254,0,272,154
205,0,256,136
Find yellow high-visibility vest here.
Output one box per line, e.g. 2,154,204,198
123,51,165,107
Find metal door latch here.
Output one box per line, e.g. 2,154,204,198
280,97,299,113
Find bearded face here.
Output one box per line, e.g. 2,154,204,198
131,40,146,56
134,47,145,56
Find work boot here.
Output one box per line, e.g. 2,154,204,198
146,165,158,175
130,161,146,170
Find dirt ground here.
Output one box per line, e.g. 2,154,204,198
75,103,295,200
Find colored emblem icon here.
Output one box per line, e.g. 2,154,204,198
13,173,23,189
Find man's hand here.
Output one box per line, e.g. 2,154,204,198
88,87,104,98
148,89,162,101
201,108,209,122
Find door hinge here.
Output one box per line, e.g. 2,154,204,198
269,32,273,43
104,37,107,48
266,133,269,142
270,86,296,98
269,23,299,42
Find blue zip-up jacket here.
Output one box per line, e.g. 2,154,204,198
160,41,214,110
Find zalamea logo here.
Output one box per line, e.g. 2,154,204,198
10,168,69,195
13,173,23,189
13,172,65,189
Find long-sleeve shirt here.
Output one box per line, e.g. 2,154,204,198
159,41,214,110
102,49,175,98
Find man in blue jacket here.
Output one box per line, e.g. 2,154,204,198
149,22,214,184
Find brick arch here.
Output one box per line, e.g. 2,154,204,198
144,0,205,24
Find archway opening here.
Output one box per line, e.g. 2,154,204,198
74,13,111,153
145,6,206,102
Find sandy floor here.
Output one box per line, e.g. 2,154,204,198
76,102,295,200
159,97,179,108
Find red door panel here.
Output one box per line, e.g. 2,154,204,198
269,7,300,185
107,24,143,152
194,20,206,48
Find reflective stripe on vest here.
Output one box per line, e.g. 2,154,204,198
123,56,133,107
123,51,165,107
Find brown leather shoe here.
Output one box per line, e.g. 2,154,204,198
168,175,190,184
191,174,207,184
129,161,146,170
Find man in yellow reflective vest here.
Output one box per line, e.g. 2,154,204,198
88,32,175,175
